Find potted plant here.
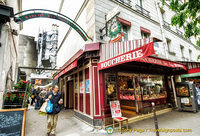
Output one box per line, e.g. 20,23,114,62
18,93,24,105
4,93,10,105
9,93,17,104
14,80,32,92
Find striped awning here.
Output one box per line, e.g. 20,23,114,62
99,38,153,62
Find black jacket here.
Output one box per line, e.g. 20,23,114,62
44,92,62,115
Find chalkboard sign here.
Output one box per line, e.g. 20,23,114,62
0,108,26,136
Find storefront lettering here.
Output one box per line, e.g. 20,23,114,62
98,42,155,70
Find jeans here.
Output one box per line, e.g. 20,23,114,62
47,114,59,134
35,99,41,109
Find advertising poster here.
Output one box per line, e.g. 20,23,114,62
86,79,90,93
80,81,84,93
110,100,122,118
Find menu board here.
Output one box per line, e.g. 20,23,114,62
0,108,26,136
110,100,122,118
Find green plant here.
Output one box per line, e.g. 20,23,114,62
14,80,32,91
10,94,17,102
197,55,200,61
162,0,200,46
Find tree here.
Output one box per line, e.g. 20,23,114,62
162,0,200,46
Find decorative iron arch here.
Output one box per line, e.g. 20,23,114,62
14,9,92,41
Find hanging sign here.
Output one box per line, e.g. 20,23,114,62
98,42,155,70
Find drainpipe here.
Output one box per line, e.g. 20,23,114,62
154,0,169,59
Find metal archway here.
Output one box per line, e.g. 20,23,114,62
14,9,92,41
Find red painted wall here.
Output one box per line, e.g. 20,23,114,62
85,68,90,115
75,93,78,110
93,67,100,115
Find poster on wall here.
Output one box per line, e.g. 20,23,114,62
110,100,122,118
80,81,84,93
86,79,90,93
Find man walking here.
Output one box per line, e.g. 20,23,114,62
44,85,63,136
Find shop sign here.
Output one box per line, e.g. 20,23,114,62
85,79,90,93
54,60,77,79
98,42,155,70
110,32,124,43
106,6,120,22
35,79,42,85
138,57,187,70
109,20,122,38
110,100,122,118
16,13,88,41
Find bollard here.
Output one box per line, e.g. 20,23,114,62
152,102,159,136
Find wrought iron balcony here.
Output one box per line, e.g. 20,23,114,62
176,29,184,37
135,4,150,17
116,0,132,7
163,21,171,29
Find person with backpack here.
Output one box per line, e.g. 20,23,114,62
44,85,63,136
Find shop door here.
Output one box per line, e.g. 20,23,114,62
67,80,74,109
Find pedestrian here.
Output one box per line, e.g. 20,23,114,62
44,85,63,136
35,87,41,110
31,89,36,106
39,88,47,106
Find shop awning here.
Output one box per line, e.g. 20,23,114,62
181,72,200,78
137,57,187,70
54,42,100,79
178,62,200,78
98,38,186,71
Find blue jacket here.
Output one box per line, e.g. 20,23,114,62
44,92,62,114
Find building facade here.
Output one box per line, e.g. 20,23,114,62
0,0,22,109
55,0,200,126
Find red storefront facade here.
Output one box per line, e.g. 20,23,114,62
54,38,187,126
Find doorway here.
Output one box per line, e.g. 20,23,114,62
66,80,74,109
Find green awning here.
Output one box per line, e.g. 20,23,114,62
181,72,200,78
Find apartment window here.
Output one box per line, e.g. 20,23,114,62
122,24,128,41
180,45,184,58
140,27,151,39
141,31,150,39
137,0,143,7
166,38,176,56
189,49,192,61
166,38,171,51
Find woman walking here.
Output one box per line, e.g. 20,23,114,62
44,85,63,136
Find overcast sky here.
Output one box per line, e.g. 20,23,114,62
20,0,84,45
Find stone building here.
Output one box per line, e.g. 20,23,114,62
55,0,200,126
0,0,22,109
17,34,37,80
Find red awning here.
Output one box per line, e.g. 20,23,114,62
137,57,187,70
98,41,155,70
54,42,100,79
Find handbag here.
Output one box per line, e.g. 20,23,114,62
39,101,48,113
46,100,53,113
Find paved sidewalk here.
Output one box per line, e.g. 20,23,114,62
25,108,200,136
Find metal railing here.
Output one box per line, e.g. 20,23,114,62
163,21,171,29
135,4,150,17
176,29,184,37
116,0,132,7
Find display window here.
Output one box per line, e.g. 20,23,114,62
105,73,118,105
118,73,167,101
176,85,190,97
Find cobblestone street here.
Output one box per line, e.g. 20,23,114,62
25,108,200,136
